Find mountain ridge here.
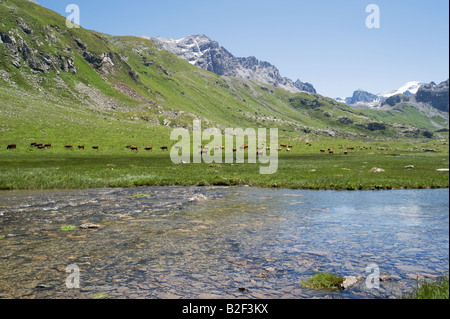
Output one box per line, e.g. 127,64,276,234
336,80,448,113
151,34,316,94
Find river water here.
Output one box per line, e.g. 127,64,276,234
0,187,448,299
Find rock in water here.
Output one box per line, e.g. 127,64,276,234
80,223,102,229
340,276,362,290
188,194,208,203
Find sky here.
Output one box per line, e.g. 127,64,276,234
37,0,449,98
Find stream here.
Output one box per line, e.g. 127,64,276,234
0,186,448,299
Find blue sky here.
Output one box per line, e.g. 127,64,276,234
37,0,449,98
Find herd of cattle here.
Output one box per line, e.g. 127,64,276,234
3,143,168,151
3,142,387,155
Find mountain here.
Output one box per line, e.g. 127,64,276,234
380,81,424,98
336,81,429,108
342,89,383,107
151,35,316,94
381,80,449,112
0,0,446,146
415,80,449,113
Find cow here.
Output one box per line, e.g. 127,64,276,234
44,143,52,148
286,148,291,152
30,142,37,147
92,146,99,150
145,147,153,151
130,146,138,152
7,144,16,150
233,148,237,152
288,145,293,148
320,149,326,153
126,145,132,149
64,145,74,149
280,144,287,148
78,145,85,150
257,151,264,156
37,145,46,150
344,151,348,155
160,146,168,151
329,150,334,154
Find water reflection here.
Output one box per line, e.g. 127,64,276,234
0,187,448,299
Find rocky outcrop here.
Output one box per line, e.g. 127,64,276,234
367,122,386,131
151,35,316,94
415,80,449,112
0,26,76,74
383,93,411,107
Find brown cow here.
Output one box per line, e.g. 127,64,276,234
280,144,287,148
30,142,37,147
344,151,348,155
320,149,326,153
145,147,153,151
288,145,293,148
64,145,74,149
44,143,52,148
92,146,99,150
78,145,85,150
130,146,138,152
329,150,334,154
160,146,168,151
7,144,16,150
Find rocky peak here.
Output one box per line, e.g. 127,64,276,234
151,34,316,94
415,79,449,112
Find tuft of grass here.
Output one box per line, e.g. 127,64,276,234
301,272,344,290
404,275,449,299
130,193,149,198
91,292,109,299
60,225,77,231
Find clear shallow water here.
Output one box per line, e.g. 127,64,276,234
0,187,448,299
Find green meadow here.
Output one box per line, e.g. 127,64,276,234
0,138,448,190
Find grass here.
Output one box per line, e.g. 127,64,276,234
60,225,77,231
0,143,448,190
404,275,449,299
301,272,344,290
1,0,449,192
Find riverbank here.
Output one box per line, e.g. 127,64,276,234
0,150,448,190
